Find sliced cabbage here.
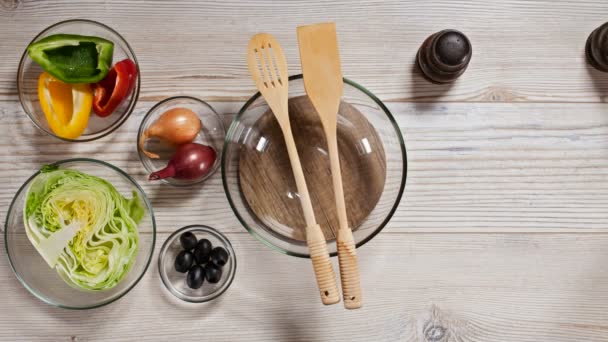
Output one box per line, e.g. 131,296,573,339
24,165,144,291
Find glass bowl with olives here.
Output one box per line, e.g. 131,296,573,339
158,225,236,303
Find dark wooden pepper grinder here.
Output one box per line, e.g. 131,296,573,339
416,29,472,83
586,22,608,72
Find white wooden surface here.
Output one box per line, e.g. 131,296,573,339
1,1,608,341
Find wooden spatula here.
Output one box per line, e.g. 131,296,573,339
247,33,340,305
297,22,362,309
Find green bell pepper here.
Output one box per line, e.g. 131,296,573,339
27,34,114,84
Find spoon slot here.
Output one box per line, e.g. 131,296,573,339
262,47,279,87
254,47,271,89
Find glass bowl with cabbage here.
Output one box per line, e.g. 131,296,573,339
4,159,156,309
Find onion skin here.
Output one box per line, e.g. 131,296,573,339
149,143,217,181
139,107,202,159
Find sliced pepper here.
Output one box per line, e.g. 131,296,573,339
28,34,114,84
38,72,93,139
93,59,138,117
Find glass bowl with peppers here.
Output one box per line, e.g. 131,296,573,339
137,96,226,186
17,19,140,142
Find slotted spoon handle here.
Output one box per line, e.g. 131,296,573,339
281,125,340,305
307,224,341,305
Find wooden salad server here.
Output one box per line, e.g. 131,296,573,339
247,33,340,305
297,22,363,309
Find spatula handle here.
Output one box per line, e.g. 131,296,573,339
337,228,362,309
325,131,363,309
307,224,340,305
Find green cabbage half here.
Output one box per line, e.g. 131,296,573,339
24,165,144,291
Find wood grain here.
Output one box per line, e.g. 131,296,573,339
239,96,386,241
1,0,608,103
2,232,608,341
1,101,607,234
1,1,608,341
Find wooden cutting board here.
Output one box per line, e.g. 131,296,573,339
238,95,387,242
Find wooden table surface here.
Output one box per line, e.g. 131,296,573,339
2,1,608,341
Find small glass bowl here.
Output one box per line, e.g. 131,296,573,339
17,19,140,142
4,158,156,309
137,96,225,186
158,225,236,303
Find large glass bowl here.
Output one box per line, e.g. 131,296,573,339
222,75,406,258
4,159,156,309
17,19,140,142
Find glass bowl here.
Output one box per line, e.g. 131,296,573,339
222,75,406,258
137,96,225,186
158,225,236,303
4,158,156,309
17,19,140,142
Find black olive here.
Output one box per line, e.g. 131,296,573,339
210,246,229,267
205,263,223,283
187,265,205,289
180,231,198,250
174,250,194,273
193,239,213,264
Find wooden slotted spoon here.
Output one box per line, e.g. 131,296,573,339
246,33,340,305
297,22,362,309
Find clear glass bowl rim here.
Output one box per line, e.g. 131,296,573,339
136,95,226,187
17,18,141,142
221,74,408,259
4,158,157,310
157,225,237,303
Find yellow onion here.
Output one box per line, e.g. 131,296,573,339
139,107,202,159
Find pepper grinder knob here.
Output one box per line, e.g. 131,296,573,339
416,29,472,83
586,22,608,72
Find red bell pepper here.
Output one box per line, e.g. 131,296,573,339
93,59,138,117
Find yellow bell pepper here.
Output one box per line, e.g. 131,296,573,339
38,72,93,139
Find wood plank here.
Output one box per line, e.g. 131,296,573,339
1,2,608,341
1,232,608,341
1,101,607,233
1,0,608,103
0,0,608,342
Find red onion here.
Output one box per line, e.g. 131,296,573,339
149,143,217,181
